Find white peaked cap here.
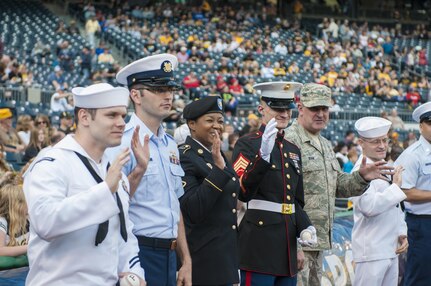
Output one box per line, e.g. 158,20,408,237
412,102,431,123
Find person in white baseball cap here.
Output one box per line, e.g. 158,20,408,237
351,116,407,286
107,54,192,286
23,82,147,285
394,101,431,285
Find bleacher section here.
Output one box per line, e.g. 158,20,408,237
0,0,429,147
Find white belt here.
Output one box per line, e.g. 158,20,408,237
248,199,295,214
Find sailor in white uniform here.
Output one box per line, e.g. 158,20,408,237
350,116,408,286
23,83,146,286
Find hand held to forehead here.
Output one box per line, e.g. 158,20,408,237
260,118,278,163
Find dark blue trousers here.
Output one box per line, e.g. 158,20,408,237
404,213,431,286
240,270,297,286
138,244,177,286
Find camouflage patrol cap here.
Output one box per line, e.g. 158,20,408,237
300,83,332,108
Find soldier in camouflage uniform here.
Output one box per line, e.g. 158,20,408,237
285,83,395,286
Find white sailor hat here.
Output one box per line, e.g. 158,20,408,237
72,83,129,109
355,116,392,138
116,54,179,89
412,102,431,123
254,81,302,109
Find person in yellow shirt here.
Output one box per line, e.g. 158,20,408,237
85,15,100,49
159,32,173,46
273,62,286,77
288,61,300,74
326,66,338,87
97,48,115,64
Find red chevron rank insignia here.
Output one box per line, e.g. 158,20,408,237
233,153,250,177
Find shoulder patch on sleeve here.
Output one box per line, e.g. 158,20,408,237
30,157,56,172
179,144,191,154
233,153,250,177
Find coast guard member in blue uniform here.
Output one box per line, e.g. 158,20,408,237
107,54,192,286
395,102,431,286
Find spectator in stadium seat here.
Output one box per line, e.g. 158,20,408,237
57,111,74,135
48,66,68,91
22,128,48,163
0,176,28,258
183,71,201,99
50,88,71,113
329,98,341,113
177,46,189,63
229,78,244,97
58,41,74,72
325,65,338,87
274,40,288,55
97,48,115,64
16,115,33,146
85,15,101,49
0,108,25,154
31,40,51,65
34,114,55,143
260,61,274,79
78,46,92,80
406,87,421,108
403,132,417,148
239,113,260,136
221,86,238,116
67,20,80,36
387,109,405,130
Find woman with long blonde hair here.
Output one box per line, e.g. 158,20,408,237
22,128,49,163
0,181,28,256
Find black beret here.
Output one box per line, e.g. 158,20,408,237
183,96,224,120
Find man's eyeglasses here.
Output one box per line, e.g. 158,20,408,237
361,137,391,145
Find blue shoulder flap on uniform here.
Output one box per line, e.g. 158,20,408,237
30,157,56,171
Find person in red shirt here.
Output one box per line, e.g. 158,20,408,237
216,75,228,93
229,78,244,97
183,71,201,99
406,87,421,107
